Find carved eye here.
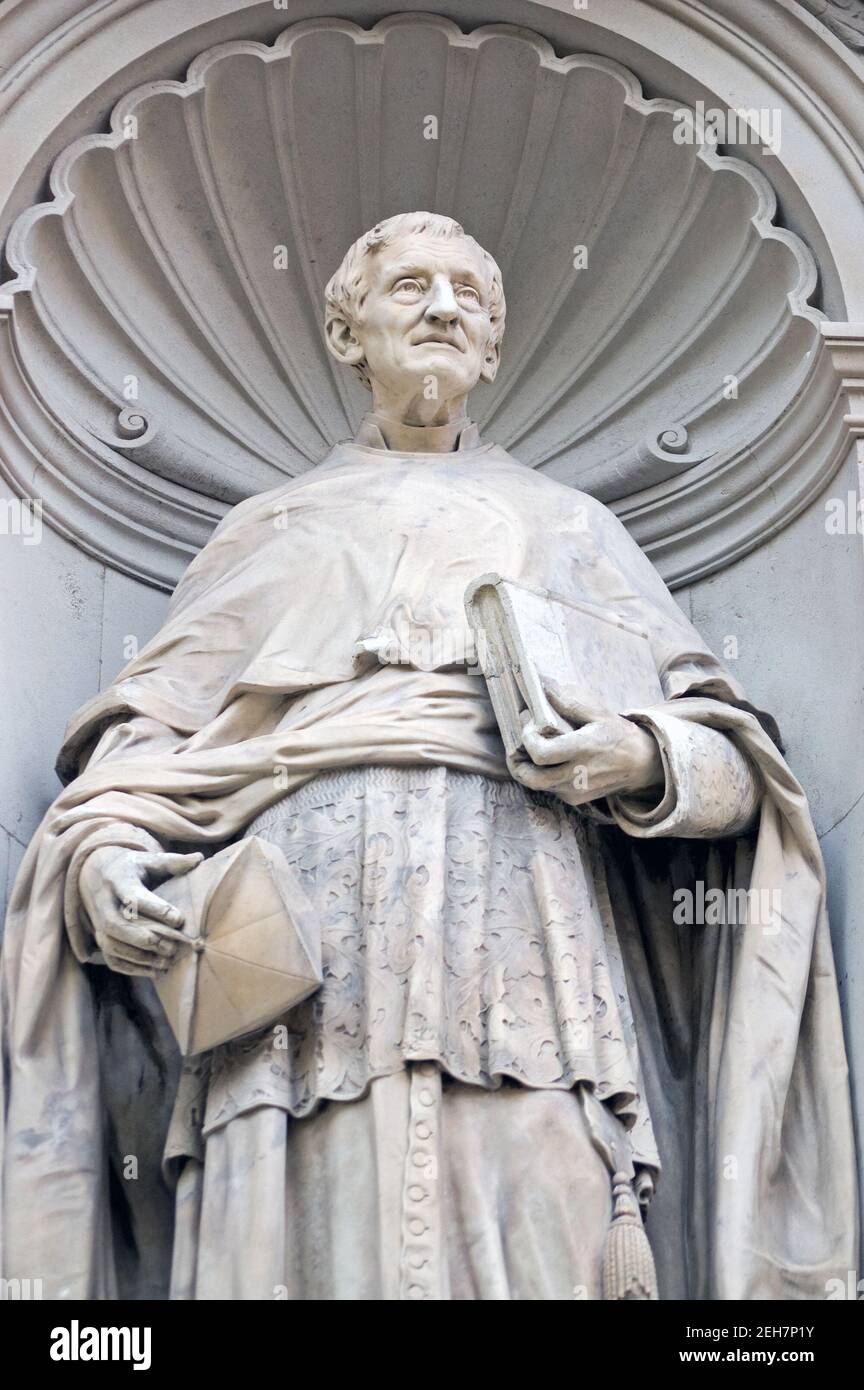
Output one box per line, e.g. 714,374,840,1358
392,278,424,297
456,284,481,306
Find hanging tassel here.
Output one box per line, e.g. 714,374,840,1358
602,1171,658,1301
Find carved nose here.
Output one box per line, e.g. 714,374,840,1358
425,278,459,324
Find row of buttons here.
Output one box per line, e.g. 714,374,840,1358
399,1062,441,1299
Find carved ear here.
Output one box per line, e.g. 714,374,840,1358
479,339,500,385
325,312,365,369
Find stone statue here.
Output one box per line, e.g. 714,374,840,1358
0,212,857,1301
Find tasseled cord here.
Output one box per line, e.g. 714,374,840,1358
602,1171,658,1301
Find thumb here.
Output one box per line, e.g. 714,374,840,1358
545,679,605,727
143,851,205,881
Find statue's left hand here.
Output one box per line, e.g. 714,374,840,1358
508,687,663,807
79,844,204,977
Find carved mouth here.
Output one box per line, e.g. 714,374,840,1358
414,333,464,351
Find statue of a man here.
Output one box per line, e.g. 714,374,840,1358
1,213,857,1301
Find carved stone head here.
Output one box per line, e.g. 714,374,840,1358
324,212,506,404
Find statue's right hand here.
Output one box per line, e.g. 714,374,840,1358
78,845,203,977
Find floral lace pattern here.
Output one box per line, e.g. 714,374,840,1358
163,766,659,1169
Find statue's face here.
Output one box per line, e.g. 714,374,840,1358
349,232,497,397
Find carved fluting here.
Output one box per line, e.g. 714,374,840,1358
0,14,842,588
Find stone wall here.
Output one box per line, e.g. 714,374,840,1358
0,480,169,921
683,443,864,1212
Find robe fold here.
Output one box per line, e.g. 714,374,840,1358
0,437,857,1299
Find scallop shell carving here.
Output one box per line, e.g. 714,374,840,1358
1,14,826,569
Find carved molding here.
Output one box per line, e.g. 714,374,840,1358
0,287,221,584
799,0,864,51
621,344,849,585
820,321,864,436
0,13,854,589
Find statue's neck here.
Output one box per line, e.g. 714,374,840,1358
355,411,479,454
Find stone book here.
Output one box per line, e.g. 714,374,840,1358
465,573,664,756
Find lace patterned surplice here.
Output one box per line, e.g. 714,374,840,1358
166,763,660,1172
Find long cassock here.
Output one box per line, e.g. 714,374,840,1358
0,419,857,1299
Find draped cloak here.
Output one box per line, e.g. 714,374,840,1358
0,435,857,1300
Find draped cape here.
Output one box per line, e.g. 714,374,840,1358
1,440,857,1299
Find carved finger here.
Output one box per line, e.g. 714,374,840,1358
508,754,567,792
104,940,172,971
123,886,185,929
522,724,590,767
102,954,159,978
143,851,204,881
545,680,605,726
102,914,184,956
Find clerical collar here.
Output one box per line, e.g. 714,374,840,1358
354,413,482,453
